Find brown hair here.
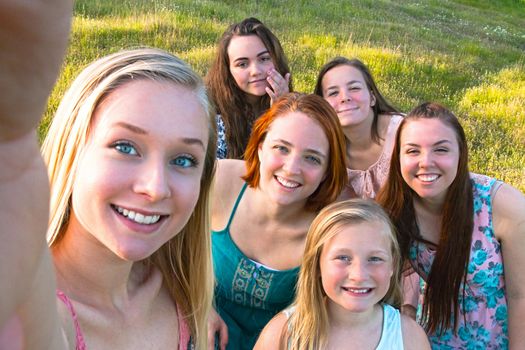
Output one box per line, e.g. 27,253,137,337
377,102,473,334
242,92,347,211
314,57,399,144
206,17,292,159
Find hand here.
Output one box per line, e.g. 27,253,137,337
265,68,291,105
208,307,228,350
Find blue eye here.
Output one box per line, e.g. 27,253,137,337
369,256,384,263
336,255,350,262
171,155,197,168
305,155,321,165
114,142,138,156
274,145,288,154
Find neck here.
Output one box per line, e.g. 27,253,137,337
327,300,381,328
341,113,376,152
413,194,445,215
251,187,310,224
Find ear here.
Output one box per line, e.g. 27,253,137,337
370,93,376,107
257,141,263,160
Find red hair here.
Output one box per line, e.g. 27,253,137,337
243,93,347,211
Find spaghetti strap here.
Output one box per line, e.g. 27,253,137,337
224,182,248,230
56,290,87,350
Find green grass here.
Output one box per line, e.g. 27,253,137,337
43,0,525,191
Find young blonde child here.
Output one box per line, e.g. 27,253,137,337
254,199,430,349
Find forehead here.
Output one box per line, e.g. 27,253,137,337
323,220,392,252
322,64,366,88
92,79,208,142
227,35,268,58
265,111,329,146
401,118,458,145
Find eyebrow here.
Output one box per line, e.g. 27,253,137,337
275,139,327,158
232,50,270,63
114,121,206,150
325,80,363,92
404,139,453,147
114,121,147,135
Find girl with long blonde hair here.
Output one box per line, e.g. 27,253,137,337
255,199,429,349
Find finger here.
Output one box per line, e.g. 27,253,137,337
284,72,291,85
219,323,229,350
266,87,277,105
207,326,216,350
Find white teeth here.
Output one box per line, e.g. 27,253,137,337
345,287,371,294
418,174,438,182
114,206,161,225
276,176,300,189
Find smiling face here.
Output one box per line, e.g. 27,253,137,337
228,34,275,98
320,220,394,316
399,118,460,205
321,64,376,128
67,79,209,261
257,112,329,208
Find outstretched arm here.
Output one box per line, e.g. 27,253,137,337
0,0,72,348
493,183,525,349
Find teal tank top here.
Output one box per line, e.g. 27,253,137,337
212,183,300,350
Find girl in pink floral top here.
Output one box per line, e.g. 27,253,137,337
378,102,525,349
315,57,403,199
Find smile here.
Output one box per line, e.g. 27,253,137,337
248,78,267,84
112,205,162,225
275,175,300,189
417,174,440,182
342,287,372,294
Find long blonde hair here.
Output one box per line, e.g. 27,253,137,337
41,48,215,348
285,199,402,349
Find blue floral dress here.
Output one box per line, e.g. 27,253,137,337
216,115,227,159
410,173,508,349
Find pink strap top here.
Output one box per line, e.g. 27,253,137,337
344,114,403,199
56,290,87,350
57,290,191,349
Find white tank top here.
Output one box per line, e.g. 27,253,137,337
282,303,404,349
376,304,404,350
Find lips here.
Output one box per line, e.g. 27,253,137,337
337,107,359,113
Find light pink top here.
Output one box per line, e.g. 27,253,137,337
57,290,191,349
343,114,403,199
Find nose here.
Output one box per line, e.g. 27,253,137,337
250,62,263,77
418,150,434,168
134,158,171,201
340,89,351,103
348,260,368,281
282,154,301,175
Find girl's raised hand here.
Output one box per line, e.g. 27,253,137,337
265,68,291,105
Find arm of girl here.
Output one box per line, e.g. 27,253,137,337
492,183,525,349
253,312,288,350
265,69,291,105
400,314,431,350
0,0,72,348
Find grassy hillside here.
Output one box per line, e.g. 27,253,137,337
43,0,525,191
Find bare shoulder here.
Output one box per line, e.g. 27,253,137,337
400,313,430,350
253,312,288,350
211,159,247,230
492,183,525,241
